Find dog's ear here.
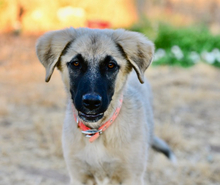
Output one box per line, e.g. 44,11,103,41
113,30,154,83
36,28,76,82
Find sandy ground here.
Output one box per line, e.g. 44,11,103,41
0,34,220,185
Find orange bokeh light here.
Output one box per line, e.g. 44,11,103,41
0,0,138,34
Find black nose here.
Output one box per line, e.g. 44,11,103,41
82,93,102,110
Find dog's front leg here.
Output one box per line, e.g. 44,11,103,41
69,174,95,185
68,169,95,185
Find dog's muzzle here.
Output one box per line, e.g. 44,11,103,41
73,94,124,142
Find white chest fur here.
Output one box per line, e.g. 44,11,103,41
72,138,122,184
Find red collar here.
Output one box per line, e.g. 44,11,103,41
73,95,123,143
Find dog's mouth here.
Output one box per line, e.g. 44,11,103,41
78,111,104,122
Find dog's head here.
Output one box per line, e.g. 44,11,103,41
36,28,154,124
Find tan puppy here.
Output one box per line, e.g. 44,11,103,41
36,28,176,185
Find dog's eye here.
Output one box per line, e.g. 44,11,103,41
73,61,80,67
69,60,80,68
107,62,115,69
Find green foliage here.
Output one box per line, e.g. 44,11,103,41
130,21,220,68
153,50,194,67
155,24,220,52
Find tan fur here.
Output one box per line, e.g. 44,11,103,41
36,28,155,185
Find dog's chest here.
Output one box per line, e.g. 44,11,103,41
76,141,122,182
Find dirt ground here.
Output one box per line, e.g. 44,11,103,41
0,34,220,185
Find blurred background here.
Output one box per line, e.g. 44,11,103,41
0,0,220,184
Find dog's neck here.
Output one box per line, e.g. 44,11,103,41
72,94,123,142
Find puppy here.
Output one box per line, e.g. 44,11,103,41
36,28,176,185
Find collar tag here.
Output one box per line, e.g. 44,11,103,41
82,129,103,137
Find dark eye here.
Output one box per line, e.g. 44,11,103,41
107,62,116,69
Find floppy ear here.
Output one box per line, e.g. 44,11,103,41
112,29,154,83
36,28,76,82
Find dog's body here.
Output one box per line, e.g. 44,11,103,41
36,28,175,185
62,72,153,185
